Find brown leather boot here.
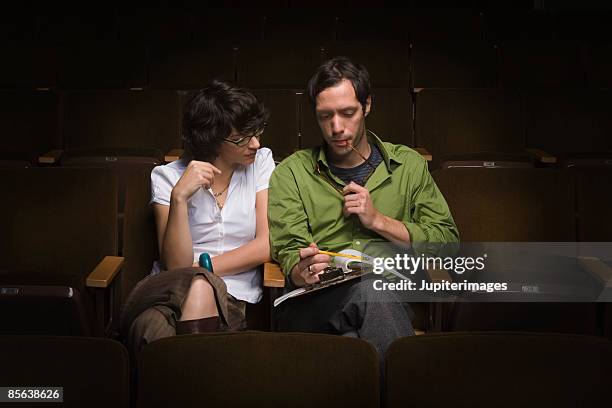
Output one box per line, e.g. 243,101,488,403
176,316,220,335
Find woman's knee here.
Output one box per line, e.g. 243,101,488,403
181,275,218,319
189,275,215,299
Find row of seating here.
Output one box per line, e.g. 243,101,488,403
2,40,612,90
432,167,612,336
2,166,611,338
3,8,611,44
415,88,612,169
2,87,610,169
2,332,611,407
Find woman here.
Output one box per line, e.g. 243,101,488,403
122,80,274,354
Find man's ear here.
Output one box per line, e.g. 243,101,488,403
364,96,372,117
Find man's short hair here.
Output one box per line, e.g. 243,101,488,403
306,56,371,113
182,80,268,162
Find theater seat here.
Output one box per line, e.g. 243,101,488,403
524,89,612,167
262,11,335,42
411,40,498,89
0,335,129,408
498,40,583,88
325,41,410,87
432,168,600,335
137,332,379,408
46,90,182,230
0,90,59,168
482,10,554,42
118,167,159,328
433,168,575,242
0,43,59,89
584,42,612,89
0,168,121,336
148,41,235,89
386,332,612,408
236,41,324,89
59,90,181,159
573,167,612,242
251,89,300,161
415,89,535,170
58,40,147,89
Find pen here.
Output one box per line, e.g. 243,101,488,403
318,250,363,260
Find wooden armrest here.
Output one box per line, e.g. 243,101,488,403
164,148,184,163
425,268,452,283
525,148,557,164
86,256,124,288
578,256,612,288
264,262,286,288
38,149,63,164
414,147,432,162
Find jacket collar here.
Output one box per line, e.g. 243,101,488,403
314,130,403,173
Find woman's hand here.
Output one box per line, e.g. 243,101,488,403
171,160,222,203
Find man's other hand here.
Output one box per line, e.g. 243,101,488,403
290,243,331,287
342,181,381,230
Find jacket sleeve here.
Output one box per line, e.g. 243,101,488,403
267,163,313,279
403,159,460,255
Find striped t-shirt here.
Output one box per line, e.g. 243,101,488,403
328,142,383,186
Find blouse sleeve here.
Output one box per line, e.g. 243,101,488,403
150,165,175,206
255,147,276,192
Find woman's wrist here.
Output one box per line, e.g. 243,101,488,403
170,190,187,205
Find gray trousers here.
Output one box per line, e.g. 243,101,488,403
273,275,415,360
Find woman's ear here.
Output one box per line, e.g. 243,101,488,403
364,95,372,117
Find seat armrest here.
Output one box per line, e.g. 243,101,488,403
164,148,184,163
264,262,285,288
38,149,63,164
87,256,125,288
578,256,612,288
414,147,432,162
525,148,557,164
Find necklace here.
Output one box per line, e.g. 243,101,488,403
210,182,230,210
210,168,234,210
211,183,229,197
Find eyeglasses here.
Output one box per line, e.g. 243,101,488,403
224,124,266,147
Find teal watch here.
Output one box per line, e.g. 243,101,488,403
198,252,214,273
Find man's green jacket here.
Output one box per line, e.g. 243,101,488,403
268,133,459,278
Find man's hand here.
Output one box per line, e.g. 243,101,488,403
171,160,222,203
290,243,331,287
342,181,381,230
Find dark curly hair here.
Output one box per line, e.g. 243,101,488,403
182,80,268,162
306,56,372,114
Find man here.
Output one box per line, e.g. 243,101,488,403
268,56,458,357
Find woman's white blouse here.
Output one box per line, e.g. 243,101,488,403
150,147,275,303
